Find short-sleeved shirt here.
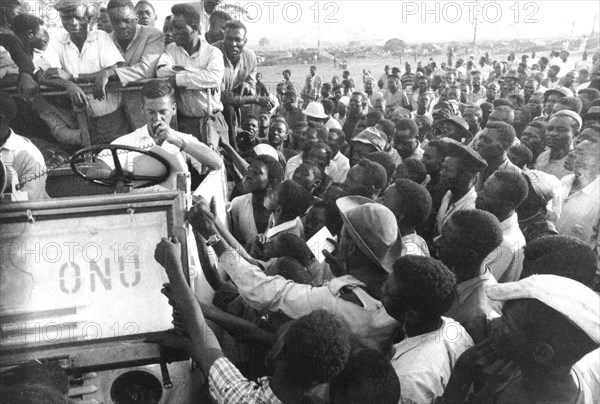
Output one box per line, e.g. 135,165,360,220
209,357,282,404
45,30,124,117
1,130,48,201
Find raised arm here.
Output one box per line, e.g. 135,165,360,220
154,237,223,375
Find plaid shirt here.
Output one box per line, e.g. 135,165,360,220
209,357,283,404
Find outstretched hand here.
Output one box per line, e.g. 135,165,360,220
154,237,182,276
186,197,217,239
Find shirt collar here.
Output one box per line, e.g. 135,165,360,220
111,25,141,52
61,29,97,45
1,129,17,151
456,266,493,304
499,212,519,232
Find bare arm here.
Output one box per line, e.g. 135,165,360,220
154,238,223,376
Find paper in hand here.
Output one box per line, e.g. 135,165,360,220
306,226,337,263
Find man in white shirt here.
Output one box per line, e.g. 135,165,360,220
0,95,47,201
91,80,221,191
326,127,350,183
476,170,528,283
156,3,226,146
557,139,600,259
381,255,473,404
43,0,129,144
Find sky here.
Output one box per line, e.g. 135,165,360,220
147,0,600,47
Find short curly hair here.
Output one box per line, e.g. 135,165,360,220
492,169,529,207
357,159,387,192
253,154,284,188
449,209,503,261
171,3,200,27
522,235,598,288
330,348,400,404
397,159,427,185
276,180,312,221
269,256,312,284
389,179,432,227
282,310,351,386
554,96,583,114
391,256,457,321
366,151,396,182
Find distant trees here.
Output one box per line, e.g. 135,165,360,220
259,37,271,47
384,38,406,54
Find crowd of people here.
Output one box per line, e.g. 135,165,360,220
1,0,600,403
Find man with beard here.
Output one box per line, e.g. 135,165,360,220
213,21,274,145
284,121,329,179
342,91,368,139
535,111,581,179
157,3,226,147
520,120,547,164
475,121,520,192
435,139,487,238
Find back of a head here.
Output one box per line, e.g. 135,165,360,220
486,120,517,150
522,235,598,288
508,144,533,168
357,159,388,193
366,151,396,181
450,209,503,262
554,96,583,114
376,119,396,140
12,13,44,39
492,169,529,207
391,255,456,322
270,256,313,284
171,3,200,27
321,98,335,115
330,348,400,404
490,105,515,124
366,110,384,127
283,310,351,386
277,180,312,219
307,121,329,143
398,159,427,185
391,179,432,227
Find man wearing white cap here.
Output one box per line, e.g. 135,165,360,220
441,275,599,404
556,138,600,259
187,196,400,354
534,110,581,179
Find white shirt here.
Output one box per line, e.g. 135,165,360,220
100,125,204,175
391,317,473,404
156,40,224,117
325,116,342,131
45,30,124,117
1,129,47,201
556,175,600,258
326,151,350,183
436,188,478,235
484,213,526,283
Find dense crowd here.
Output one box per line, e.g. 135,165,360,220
1,0,600,403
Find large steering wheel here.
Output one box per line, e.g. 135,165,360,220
70,144,171,191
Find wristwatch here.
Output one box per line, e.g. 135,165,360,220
206,234,221,247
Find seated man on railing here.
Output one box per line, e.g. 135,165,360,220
37,0,129,146
156,3,226,148
89,80,222,192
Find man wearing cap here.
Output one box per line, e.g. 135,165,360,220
435,139,488,238
543,87,573,118
442,275,599,404
188,196,400,354
556,138,600,259
433,116,472,144
349,127,386,165
0,95,47,201
156,3,226,146
581,105,600,129
475,121,521,192
535,111,581,179
44,0,129,143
